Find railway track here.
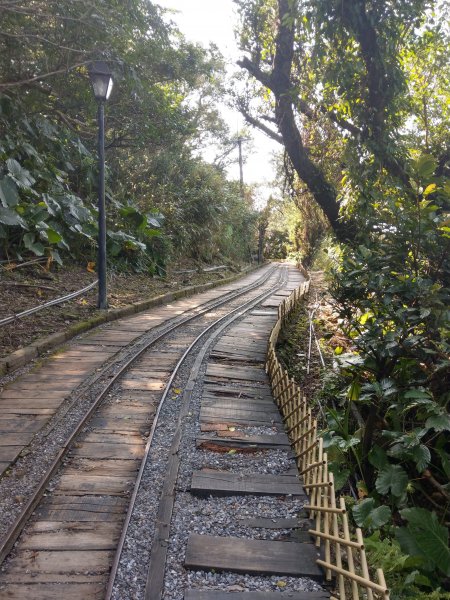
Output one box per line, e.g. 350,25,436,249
0,263,301,599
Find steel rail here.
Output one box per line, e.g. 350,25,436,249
0,264,276,566
105,266,288,599
0,279,98,327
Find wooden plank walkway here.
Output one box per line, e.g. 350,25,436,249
183,265,329,599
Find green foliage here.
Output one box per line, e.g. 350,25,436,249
352,498,392,531
323,158,450,591
364,532,450,599
396,508,450,577
0,0,257,270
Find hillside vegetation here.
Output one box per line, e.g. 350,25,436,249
0,0,257,272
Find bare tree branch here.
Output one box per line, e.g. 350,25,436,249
0,61,91,89
240,108,283,144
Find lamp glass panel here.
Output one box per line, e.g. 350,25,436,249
91,73,112,100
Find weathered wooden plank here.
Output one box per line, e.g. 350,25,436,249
0,399,64,409
200,407,282,423
201,399,278,413
89,416,150,431
31,508,120,523
200,409,284,432
0,407,56,416
0,433,34,446
196,433,289,451
203,386,273,400
191,471,305,497
206,364,268,383
0,416,47,432
0,445,23,462
69,442,144,460
99,404,155,418
80,431,146,445
21,521,121,550
184,590,329,600
0,461,10,475
184,534,323,579
120,379,165,391
37,495,126,513
0,573,105,584
0,583,105,599
0,390,66,399
53,474,134,495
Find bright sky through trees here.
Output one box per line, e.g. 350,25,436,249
156,0,279,198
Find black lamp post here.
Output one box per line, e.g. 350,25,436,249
89,61,113,309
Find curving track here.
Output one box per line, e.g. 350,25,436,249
0,263,310,599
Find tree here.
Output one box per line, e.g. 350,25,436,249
234,0,449,236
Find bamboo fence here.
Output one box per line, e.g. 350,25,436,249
266,277,390,600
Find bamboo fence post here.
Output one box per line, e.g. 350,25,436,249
356,528,374,600
340,497,359,600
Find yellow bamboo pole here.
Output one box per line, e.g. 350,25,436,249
356,528,374,600
315,562,389,596
340,497,359,600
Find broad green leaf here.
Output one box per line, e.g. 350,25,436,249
0,176,19,207
42,194,61,217
50,249,63,265
353,498,391,530
397,508,450,576
436,449,450,479
411,444,431,472
425,414,450,432
404,389,432,400
23,232,45,256
368,445,388,470
347,379,361,401
415,155,437,179
46,228,62,244
328,462,350,490
0,207,26,227
375,464,408,497
6,158,35,188
404,570,432,588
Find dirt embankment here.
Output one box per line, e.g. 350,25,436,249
0,261,242,359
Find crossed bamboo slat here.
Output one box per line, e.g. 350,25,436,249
266,276,389,600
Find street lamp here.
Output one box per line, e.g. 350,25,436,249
89,61,113,309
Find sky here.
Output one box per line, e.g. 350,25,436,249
156,0,280,200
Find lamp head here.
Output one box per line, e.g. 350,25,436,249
89,61,113,101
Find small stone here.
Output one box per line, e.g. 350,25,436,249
227,584,245,591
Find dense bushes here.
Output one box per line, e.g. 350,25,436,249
318,155,450,596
